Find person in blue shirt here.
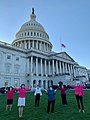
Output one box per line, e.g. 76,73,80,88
45,86,56,113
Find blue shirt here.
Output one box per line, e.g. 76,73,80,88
47,90,55,101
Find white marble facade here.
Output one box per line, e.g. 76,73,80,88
0,9,88,88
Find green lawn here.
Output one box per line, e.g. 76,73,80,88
0,90,90,120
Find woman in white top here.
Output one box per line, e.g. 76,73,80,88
34,85,42,107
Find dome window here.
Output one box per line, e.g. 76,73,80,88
25,32,26,36
31,23,33,26
31,32,33,36
40,33,42,37
34,32,36,36
28,32,29,36
7,55,11,60
37,33,39,36
22,33,23,37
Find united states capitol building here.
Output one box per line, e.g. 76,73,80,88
0,9,89,88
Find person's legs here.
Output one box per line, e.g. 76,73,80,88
18,106,21,117
61,94,64,105
75,95,81,111
64,94,67,105
6,105,8,111
10,104,12,111
79,96,84,112
21,106,24,117
9,99,13,110
47,100,51,113
6,99,9,111
51,100,55,113
37,94,40,106
35,94,38,107
35,96,37,107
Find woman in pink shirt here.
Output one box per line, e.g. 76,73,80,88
15,84,31,118
6,87,15,111
72,82,86,112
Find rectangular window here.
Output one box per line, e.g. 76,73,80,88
16,57,19,61
7,55,11,59
14,66,19,74
6,66,11,73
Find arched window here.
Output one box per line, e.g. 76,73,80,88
25,32,26,36
28,32,29,36
33,80,36,87
38,80,41,87
34,32,36,36
31,32,33,36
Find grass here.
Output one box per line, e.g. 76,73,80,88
0,90,90,120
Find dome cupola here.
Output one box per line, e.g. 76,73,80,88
12,8,52,52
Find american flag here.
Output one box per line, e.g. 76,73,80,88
61,43,66,48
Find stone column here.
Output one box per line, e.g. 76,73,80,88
45,59,47,76
62,62,65,74
49,61,51,75
56,60,59,74
52,60,55,75
36,57,38,76
71,64,73,74
31,56,33,75
65,63,68,73
24,41,27,49
41,58,43,76
20,41,22,47
68,63,70,74
44,43,45,51
36,41,38,49
29,41,30,48
40,41,42,50
74,67,76,77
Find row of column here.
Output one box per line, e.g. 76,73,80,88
30,56,74,76
14,40,51,52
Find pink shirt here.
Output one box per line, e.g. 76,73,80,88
7,90,15,99
58,87,67,94
15,88,31,98
72,85,86,96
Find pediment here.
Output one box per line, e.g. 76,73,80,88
56,52,75,62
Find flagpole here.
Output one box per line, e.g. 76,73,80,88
60,37,62,52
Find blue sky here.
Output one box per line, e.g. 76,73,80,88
0,0,90,69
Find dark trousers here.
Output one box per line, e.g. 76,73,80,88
47,100,55,113
35,94,40,107
61,94,67,105
75,95,84,110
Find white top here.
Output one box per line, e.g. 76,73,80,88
34,87,42,96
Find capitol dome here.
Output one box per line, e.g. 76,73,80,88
12,8,52,52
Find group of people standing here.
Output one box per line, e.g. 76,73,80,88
5,81,86,117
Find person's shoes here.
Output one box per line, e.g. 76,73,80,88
82,110,85,113
19,115,21,118
79,109,81,112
